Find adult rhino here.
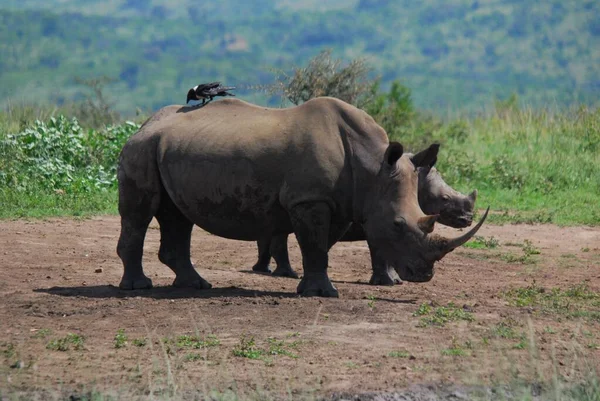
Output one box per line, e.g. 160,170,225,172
252,161,478,285
116,97,488,297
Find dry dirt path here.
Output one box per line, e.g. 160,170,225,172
0,217,599,399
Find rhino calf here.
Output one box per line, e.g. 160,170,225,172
116,97,487,297
252,161,478,285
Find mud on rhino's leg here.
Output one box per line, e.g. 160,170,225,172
290,202,338,297
117,181,159,290
367,242,402,286
251,237,272,273
155,194,211,290
271,234,298,278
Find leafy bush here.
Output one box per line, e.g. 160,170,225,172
0,115,138,193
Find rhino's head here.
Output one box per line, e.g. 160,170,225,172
363,142,488,283
417,164,477,229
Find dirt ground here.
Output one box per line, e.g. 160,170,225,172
1,216,599,400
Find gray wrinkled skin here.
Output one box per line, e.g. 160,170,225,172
252,159,478,285
116,97,486,297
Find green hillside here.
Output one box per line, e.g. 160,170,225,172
1,0,599,114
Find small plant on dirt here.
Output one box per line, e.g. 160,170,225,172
413,303,432,316
47,333,85,351
32,329,51,339
114,329,128,349
543,326,557,334
388,350,410,358
175,334,220,349
183,353,206,362
490,321,520,339
441,338,469,357
2,343,16,359
266,337,298,358
132,338,147,347
513,336,528,350
464,235,500,249
415,302,475,327
232,336,264,360
522,239,541,256
366,294,376,309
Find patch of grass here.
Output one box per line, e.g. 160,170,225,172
2,343,16,359
46,333,85,351
504,282,600,321
132,338,147,347
366,294,376,309
114,329,128,349
175,334,221,349
414,302,475,327
232,335,299,363
490,322,520,340
232,336,264,360
464,236,500,249
183,353,206,362
441,347,468,357
266,337,298,359
388,350,410,358
32,329,51,339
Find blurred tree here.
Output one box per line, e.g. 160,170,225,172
264,49,376,108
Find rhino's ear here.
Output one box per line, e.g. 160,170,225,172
411,143,440,168
384,142,404,167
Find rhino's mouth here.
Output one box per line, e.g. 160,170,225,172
392,261,435,283
439,211,473,228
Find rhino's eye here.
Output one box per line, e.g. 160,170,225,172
394,217,407,231
442,195,450,201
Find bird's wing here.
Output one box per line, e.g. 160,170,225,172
196,82,221,92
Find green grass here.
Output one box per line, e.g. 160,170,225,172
464,235,500,249
46,333,85,351
413,302,475,327
232,335,299,364
114,329,127,349
504,282,600,322
1,101,599,224
174,334,221,349
388,350,410,358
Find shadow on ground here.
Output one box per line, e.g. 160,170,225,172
34,285,296,299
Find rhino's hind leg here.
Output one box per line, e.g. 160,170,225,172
290,202,338,297
251,238,272,274
156,194,211,290
117,178,159,290
270,234,298,278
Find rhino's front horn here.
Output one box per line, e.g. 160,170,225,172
436,206,489,255
469,189,478,203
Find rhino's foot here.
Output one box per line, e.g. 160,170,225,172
119,275,153,290
251,262,271,274
297,275,338,298
368,268,402,286
272,264,299,279
172,273,212,290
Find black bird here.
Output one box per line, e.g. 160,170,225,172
186,82,236,105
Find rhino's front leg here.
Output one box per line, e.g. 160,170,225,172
270,234,298,278
290,202,338,297
252,237,272,273
367,242,402,286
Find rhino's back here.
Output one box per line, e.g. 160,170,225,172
149,98,349,240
